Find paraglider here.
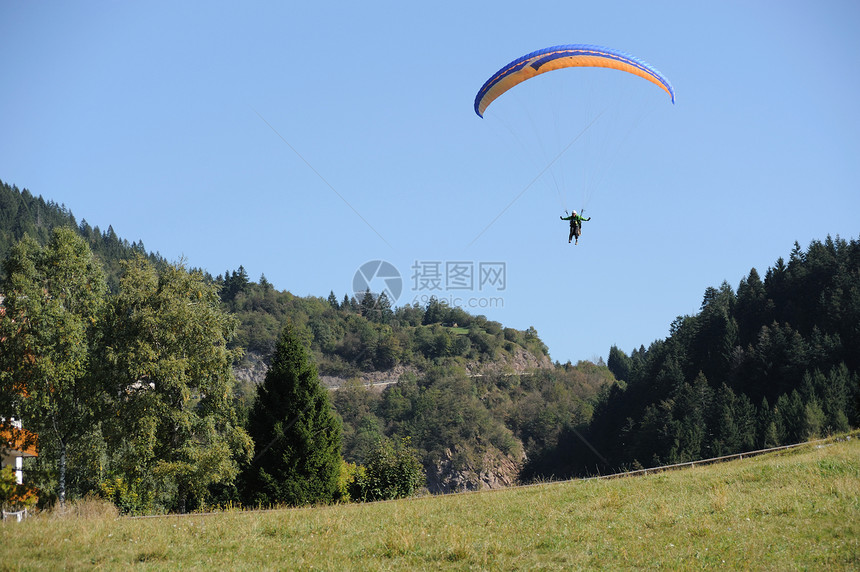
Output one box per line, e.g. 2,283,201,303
474,44,675,118
473,44,674,246
560,210,591,245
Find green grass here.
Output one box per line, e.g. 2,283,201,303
2,437,858,570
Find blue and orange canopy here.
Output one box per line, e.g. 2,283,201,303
475,44,675,117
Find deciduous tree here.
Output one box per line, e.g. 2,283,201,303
0,228,106,504
99,255,251,512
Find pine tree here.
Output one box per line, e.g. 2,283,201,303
359,288,375,318
710,384,741,456
244,324,342,506
774,391,805,444
327,290,339,310
607,345,632,382
372,291,394,324
669,374,712,462
423,296,446,325
757,397,779,448
802,397,826,440
736,267,770,346
259,274,272,291
818,364,852,433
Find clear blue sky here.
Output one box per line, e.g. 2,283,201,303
2,1,859,364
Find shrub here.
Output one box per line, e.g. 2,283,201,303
99,475,151,515
336,460,366,502
350,437,425,501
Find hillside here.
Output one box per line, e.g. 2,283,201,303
0,179,167,292
2,435,857,569
2,178,857,506
0,180,554,382
217,269,570,493
527,234,860,480
0,180,596,495
220,269,553,385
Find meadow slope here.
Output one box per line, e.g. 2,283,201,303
1,436,858,570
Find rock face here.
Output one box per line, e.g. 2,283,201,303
233,345,553,389
233,353,416,390
463,346,553,377
233,351,269,385
318,364,417,391
425,445,524,494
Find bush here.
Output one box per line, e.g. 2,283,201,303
336,460,366,502
99,476,152,515
350,437,425,501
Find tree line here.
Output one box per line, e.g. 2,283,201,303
0,229,428,512
524,235,860,480
0,181,580,511
2,180,857,510
0,179,166,293
1,180,552,376
0,228,602,510
218,267,550,377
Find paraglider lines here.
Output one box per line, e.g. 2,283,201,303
466,109,605,248
253,108,393,250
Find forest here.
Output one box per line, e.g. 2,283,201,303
1,179,858,513
526,235,860,479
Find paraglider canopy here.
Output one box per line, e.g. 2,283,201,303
474,44,675,117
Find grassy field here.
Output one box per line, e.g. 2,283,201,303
2,437,858,570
